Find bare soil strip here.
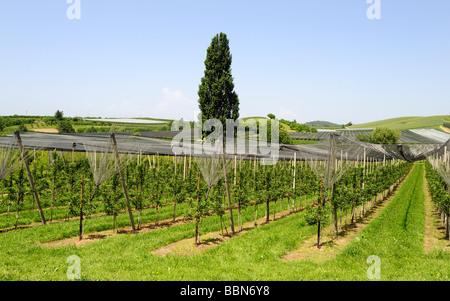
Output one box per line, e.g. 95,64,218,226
440,126,450,134
38,207,298,249
282,169,411,263
30,128,58,133
36,169,413,257
151,208,296,257
423,169,450,253
0,210,107,233
36,199,306,249
36,215,189,248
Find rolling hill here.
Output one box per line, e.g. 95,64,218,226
349,115,450,131
305,120,343,128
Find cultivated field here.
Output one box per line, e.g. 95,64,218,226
0,146,449,280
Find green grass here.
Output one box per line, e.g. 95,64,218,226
350,115,450,131
1,163,450,281
290,139,320,145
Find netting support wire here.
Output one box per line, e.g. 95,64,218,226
14,131,46,225
110,133,136,231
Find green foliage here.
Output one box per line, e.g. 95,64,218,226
0,115,37,128
358,127,401,144
57,120,75,134
350,115,449,131
370,127,401,144
0,117,4,132
443,122,450,129
425,161,450,215
17,124,27,132
305,120,342,128
54,110,64,121
279,119,317,133
267,113,275,120
1,148,437,281
304,204,329,227
198,32,239,134
257,119,293,144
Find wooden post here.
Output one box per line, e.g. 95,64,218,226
72,143,76,163
183,156,187,180
222,148,235,234
293,152,296,191
14,131,46,225
234,155,237,186
362,147,366,217
195,171,201,247
79,175,84,241
110,134,136,231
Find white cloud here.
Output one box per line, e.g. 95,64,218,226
275,106,300,122
106,101,141,117
155,87,197,120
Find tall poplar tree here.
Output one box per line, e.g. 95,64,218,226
198,32,239,234
198,32,240,132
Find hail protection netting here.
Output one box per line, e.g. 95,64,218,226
427,145,450,187
282,133,450,163
306,134,354,191
83,141,129,187
0,134,51,181
0,132,449,164
195,150,233,195
0,138,21,180
0,136,23,181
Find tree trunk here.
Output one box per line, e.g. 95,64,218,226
329,183,338,236
317,179,323,248
446,213,449,240
173,201,177,222
220,215,224,235
15,197,20,230
14,131,46,225
113,191,117,234
50,175,55,222
195,218,200,247
79,175,84,241
273,199,277,221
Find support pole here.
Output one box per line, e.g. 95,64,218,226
14,131,46,225
293,152,296,191
79,175,84,241
222,146,235,234
110,134,136,231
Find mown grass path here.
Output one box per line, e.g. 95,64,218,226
1,163,449,280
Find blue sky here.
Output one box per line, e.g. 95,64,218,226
0,0,449,124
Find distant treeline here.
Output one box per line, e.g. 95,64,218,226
0,114,172,134
279,119,318,133
0,115,104,127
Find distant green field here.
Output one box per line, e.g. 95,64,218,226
240,116,269,121
350,115,450,131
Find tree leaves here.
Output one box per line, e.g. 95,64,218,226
198,33,239,134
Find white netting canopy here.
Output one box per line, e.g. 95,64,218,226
0,131,448,163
